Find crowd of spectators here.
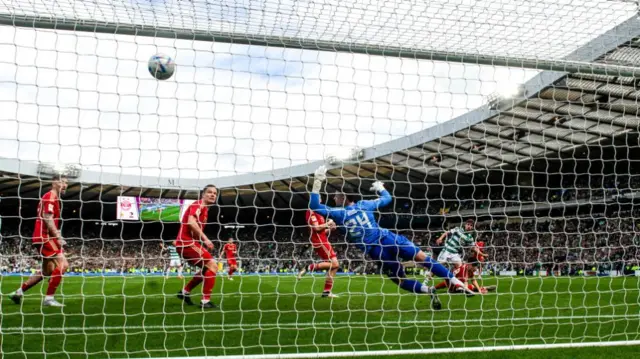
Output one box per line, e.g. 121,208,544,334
392,175,640,217
1,207,639,276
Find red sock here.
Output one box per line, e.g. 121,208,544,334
434,280,449,290
308,264,316,272
46,268,63,296
228,267,236,276
21,276,43,293
184,272,203,293
323,278,334,293
202,270,216,302
468,284,475,291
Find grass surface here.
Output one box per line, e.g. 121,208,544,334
1,275,639,358
138,205,181,222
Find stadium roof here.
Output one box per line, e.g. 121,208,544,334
1,16,640,206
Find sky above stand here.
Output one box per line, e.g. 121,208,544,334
0,0,635,179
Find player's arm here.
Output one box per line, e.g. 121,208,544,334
42,200,63,244
309,166,346,221
359,181,392,210
435,232,448,245
187,215,212,248
308,213,331,233
470,242,486,258
471,277,482,292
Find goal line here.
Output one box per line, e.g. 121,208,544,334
124,340,640,359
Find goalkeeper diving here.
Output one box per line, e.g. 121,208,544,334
309,166,475,310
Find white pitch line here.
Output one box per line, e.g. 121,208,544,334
124,340,640,359
2,313,639,333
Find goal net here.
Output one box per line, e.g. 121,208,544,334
1,0,640,357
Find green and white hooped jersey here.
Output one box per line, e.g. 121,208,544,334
443,227,475,254
167,245,180,260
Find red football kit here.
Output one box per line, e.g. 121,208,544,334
174,200,211,266
33,190,62,258
449,264,476,292
306,210,336,260
223,243,238,266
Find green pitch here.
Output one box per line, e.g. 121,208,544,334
138,205,181,222
1,275,639,359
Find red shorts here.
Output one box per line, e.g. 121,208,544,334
227,259,238,267
313,241,336,261
34,239,63,258
176,243,213,267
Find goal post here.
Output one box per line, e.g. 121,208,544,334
1,0,640,358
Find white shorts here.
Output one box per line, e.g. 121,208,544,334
437,251,462,264
169,259,182,267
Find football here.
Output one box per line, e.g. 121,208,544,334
148,53,175,80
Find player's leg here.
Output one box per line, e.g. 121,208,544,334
321,256,339,298
165,262,171,278
436,250,449,266
9,254,49,304
44,252,68,307
199,259,218,308
389,233,474,296
177,263,184,279
177,245,205,305
227,261,237,280
297,245,334,280
414,250,474,296
381,258,442,310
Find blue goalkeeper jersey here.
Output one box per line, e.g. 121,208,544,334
309,190,392,252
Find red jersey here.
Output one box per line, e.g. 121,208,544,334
306,210,328,247
472,241,486,262
223,243,237,259
175,200,208,246
453,264,475,283
33,190,61,244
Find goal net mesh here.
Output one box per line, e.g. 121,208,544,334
0,0,639,357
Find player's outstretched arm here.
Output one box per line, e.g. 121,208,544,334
358,181,392,210
309,166,346,221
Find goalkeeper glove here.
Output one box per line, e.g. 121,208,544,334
369,181,385,193
312,165,327,193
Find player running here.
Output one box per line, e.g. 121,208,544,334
297,203,340,298
309,166,475,309
220,237,238,280
161,243,184,279
175,185,219,309
434,259,496,294
435,220,486,270
9,175,69,307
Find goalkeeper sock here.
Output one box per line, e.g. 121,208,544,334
422,256,455,279
184,273,203,293
46,268,63,296
202,270,216,302
398,279,431,294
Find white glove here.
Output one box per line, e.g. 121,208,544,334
314,166,327,181
369,181,385,192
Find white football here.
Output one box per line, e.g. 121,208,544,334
148,53,175,80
